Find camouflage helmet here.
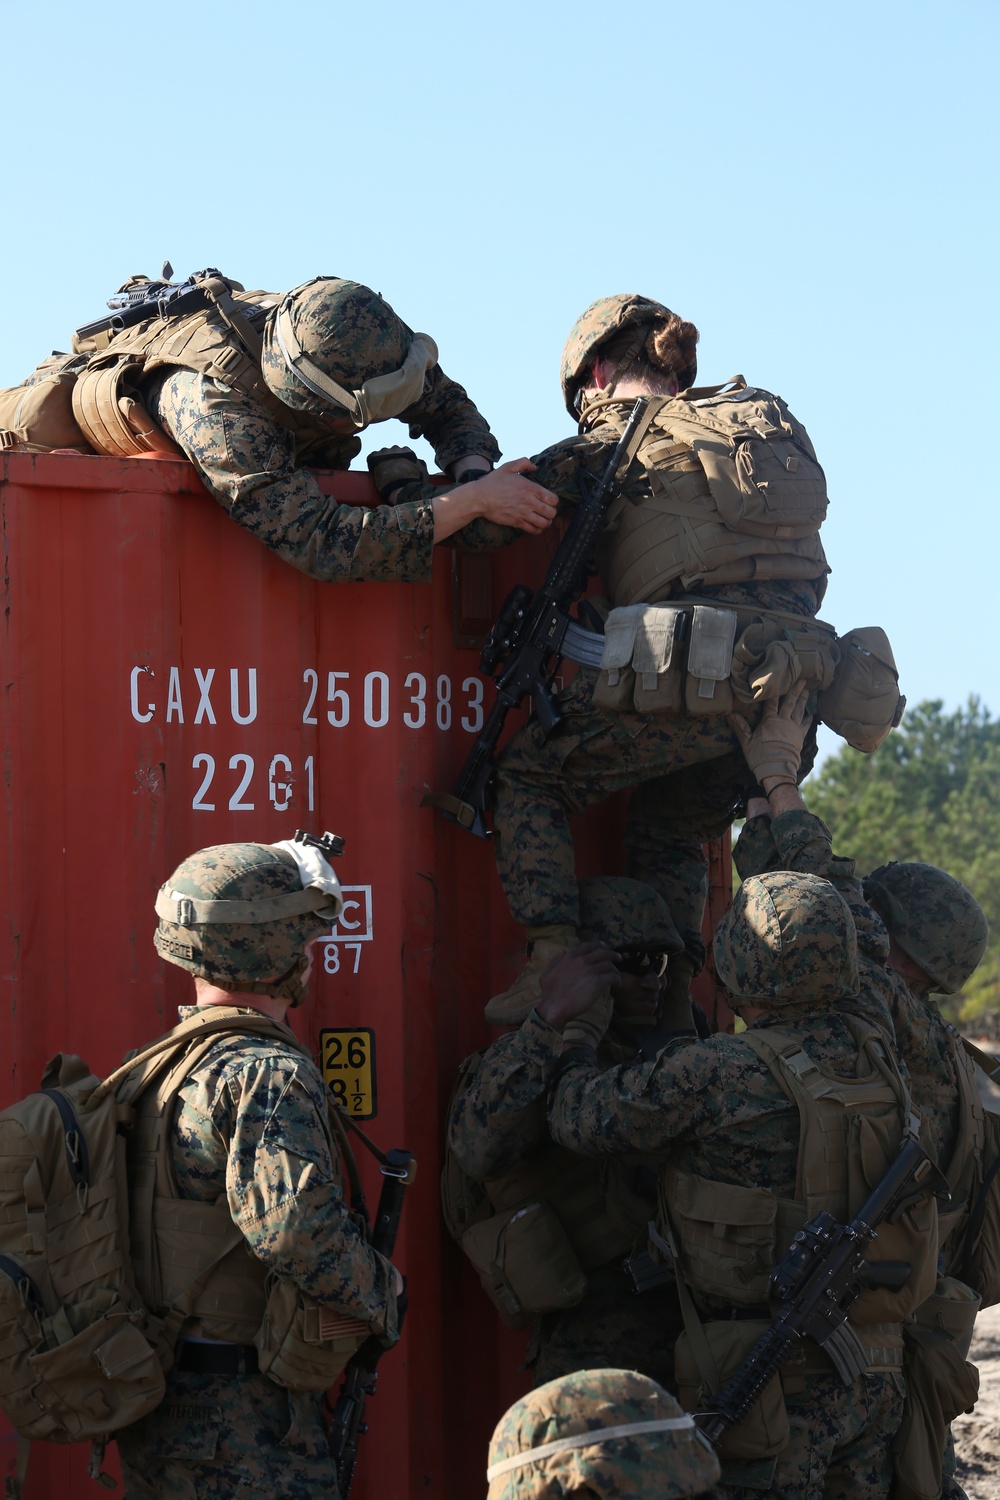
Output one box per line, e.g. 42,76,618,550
560,294,698,415
154,836,343,1006
864,862,988,994
261,276,439,428
487,1368,720,1499
578,876,684,956
714,871,859,1007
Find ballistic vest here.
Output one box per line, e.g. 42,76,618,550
116,1009,372,1389
70,279,353,460
656,1015,939,1327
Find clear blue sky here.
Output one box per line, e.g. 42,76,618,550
3,0,997,751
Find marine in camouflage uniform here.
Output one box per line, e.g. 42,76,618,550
448,878,689,1390
116,836,400,1500
63,273,557,580
730,714,989,1500
491,293,827,985
538,853,929,1496
487,1368,722,1499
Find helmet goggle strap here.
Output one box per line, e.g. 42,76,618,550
274,300,438,429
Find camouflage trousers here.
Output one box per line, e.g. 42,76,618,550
720,1371,905,1499
143,368,437,583
493,667,752,954
530,1262,683,1392
117,1363,339,1499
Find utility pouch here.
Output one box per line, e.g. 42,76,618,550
0,354,91,452
460,1201,587,1329
657,1171,776,1305
592,606,643,711
593,605,687,714
891,1320,980,1500
0,1293,164,1441
730,620,840,707
914,1276,982,1362
817,626,904,752
684,606,737,714
632,606,686,712
675,1318,790,1461
255,1276,370,1392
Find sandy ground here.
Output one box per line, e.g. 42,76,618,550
953,1302,1000,1500
951,1057,1000,1500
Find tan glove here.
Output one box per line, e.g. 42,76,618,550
367,446,429,500
560,990,613,1051
730,681,811,787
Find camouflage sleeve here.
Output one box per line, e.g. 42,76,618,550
400,362,501,472
528,430,623,509
759,808,896,1037
732,814,781,881
547,1040,728,1158
449,1013,563,1181
218,1052,399,1339
766,810,889,964
148,368,437,584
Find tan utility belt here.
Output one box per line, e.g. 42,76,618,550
573,599,904,752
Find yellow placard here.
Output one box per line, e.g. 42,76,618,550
320,1028,377,1118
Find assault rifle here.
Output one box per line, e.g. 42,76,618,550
696,1134,951,1448
75,264,226,342
327,1146,416,1498
423,397,652,838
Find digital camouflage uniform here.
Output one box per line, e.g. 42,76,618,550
487,1368,721,1499
118,839,398,1499
542,871,916,1498
118,1009,397,1499
492,422,824,962
449,878,685,1388
735,813,989,1500
102,273,508,582
142,357,506,584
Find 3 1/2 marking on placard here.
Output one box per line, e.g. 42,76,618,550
320,1028,377,1118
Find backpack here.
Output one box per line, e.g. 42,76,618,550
0,1009,370,1498
596,377,830,610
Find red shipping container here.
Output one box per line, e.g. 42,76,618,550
0,449,730,1499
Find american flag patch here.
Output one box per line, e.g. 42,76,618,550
319,1309,370,1341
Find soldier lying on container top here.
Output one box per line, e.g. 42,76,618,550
62,272,557,580
115,833,402,1500
445,877,693,1391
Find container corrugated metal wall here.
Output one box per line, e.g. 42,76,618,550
0,449,730,1498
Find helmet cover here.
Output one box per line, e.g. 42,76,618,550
578,876,684,955
487,1367,720,1499
864,862,988,993
261,276,428,420
154,839,342,1004
560,293,698,414
714,870,859,1007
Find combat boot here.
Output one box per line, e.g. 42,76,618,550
484,925,578,1024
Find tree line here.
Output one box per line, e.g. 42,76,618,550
803,698,999,1030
